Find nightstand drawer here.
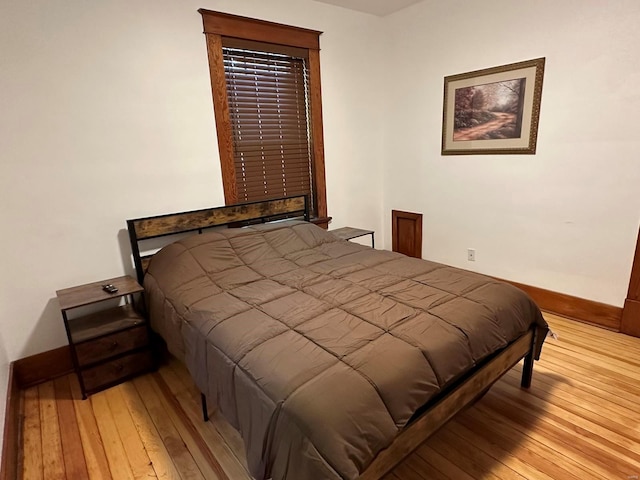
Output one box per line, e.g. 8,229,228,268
81,349,153,393
75,325,149,367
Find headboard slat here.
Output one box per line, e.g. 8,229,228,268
127,195,309,284
130,196,307,240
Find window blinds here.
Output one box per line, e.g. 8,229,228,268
223,46,314,207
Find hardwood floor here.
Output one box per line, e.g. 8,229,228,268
19,313,640,479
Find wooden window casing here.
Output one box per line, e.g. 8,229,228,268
199,10,327,221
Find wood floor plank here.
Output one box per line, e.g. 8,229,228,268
531,361,640,414
541,352,640,399
91,392,136,480
149,373,226,480
68,375,112,480
22,386,43,480
400,453,450,480
489,380,640,469
383,473,404,480
53,376,89,480
416,445,478,480
104,386,157,479
501,366,640,433
157,365,251,480
502,368,640,457
159,362,200,398
165,360,249,472
434,426,526,480
133,375,206,480
387,459,438,480
20,312,640,480
38,381,65,479
424,417,553,480
119,381,183,480
549,315,640,349
450,409,586,480
541,350,640,402
476,393,638,479
549,339,640,380
425,430,504,480
553,330,640,364
487,380,638,472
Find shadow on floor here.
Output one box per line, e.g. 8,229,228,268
390,360,564,479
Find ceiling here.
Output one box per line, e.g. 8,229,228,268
312,0,424,17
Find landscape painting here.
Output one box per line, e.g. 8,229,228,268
453,78,526,141
442,58,545,155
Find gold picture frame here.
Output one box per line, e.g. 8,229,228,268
442,57,545,155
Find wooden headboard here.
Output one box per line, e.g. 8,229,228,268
127,195,310,284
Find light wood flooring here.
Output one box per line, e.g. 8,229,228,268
19,313,640,479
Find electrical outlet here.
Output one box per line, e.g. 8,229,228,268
467,248,476,262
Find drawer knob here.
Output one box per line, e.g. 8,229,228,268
114,364,124,373
110,341,119,350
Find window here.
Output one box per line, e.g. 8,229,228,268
224,41,312,206
199,10,328,223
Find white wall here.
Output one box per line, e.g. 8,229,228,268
1,0,639,454
382,0,640,306
0,0,385,363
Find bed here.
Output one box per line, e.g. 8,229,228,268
127,195,548,480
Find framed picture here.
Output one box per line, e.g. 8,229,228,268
441,57,545,155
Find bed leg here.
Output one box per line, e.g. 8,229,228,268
521,351,534,388
201,393,209,422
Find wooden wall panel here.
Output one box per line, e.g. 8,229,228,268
14,345,73,389
391,210,423,259
621,299,640,337
502,279,622,331
621,227,640,337
0,363,20,480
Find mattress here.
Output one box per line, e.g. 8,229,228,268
143,220,547,480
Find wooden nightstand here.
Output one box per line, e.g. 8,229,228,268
56,275,154,399
330,227,375,248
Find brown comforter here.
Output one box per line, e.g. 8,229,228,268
143,220,547,480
